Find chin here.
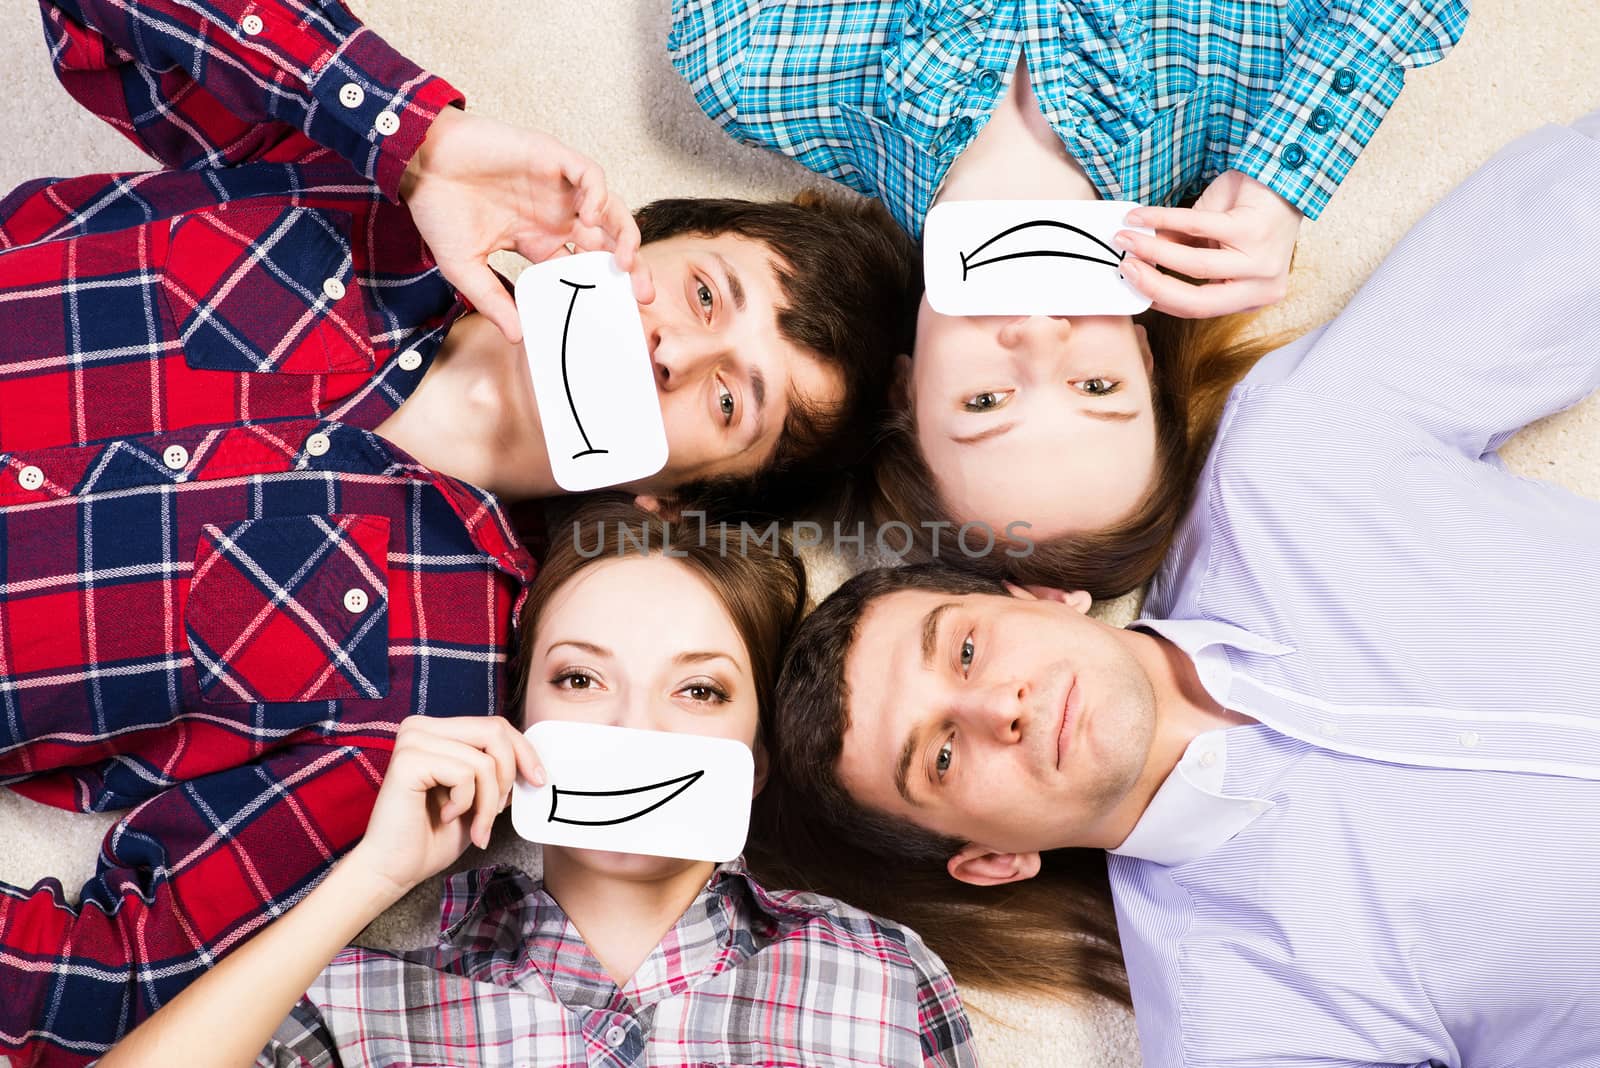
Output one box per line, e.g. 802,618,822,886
561,845,700,882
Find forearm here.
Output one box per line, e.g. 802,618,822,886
100,855,406,1068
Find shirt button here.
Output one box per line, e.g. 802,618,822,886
17,465,44,491
1318,722,1341,738
240,13,264,35
342,588,369,614
339,82,365,109
1248,801,1269,815
604,1025,626,1047
322,277,347,301
162,444,190,470
374,110,401,136
1332,68,1357,94
977,69,1000,91
955,115,974,135
397,349,423,371
1282,143,1307,168
305,432,331,457
1309,107,1334,133
1459,730,1481,748
1198,751,1217,768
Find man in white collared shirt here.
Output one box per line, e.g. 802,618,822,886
772,108,1600,1066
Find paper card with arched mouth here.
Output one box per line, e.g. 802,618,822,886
514,251,669,492
510,721,756,862
923,200,1154,316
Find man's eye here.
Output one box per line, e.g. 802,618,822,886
696,282,715,316
959,634,975,674
962,390,1012,412
935,737,953,780
717,381,736,425
1076,378,1118,396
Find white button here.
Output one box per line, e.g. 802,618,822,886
241,14,264,35
1318,722,1341,738
604,1025,626,1048
373,110,401,136
343,588,369,614
1248,801,1269,815
338,82,365,109
17,465,44,491
162,444,190,470
1197,751,1217,769
305,432,331,456
397,349,423,371
1459,730,1481,748
322,277,346,301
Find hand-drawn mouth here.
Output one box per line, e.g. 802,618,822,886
558,279,608,461
547,769,705,827
960,220,1125,281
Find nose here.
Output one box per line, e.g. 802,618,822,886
648,329,719,392
613,688,659,733
996,315,1071,352
961,679,1028,744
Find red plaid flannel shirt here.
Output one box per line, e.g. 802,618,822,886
0,4,534,1065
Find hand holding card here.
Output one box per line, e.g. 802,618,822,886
923,200,1154,317
514,252,669,492
511,721,755,863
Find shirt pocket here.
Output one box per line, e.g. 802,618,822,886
160,203,376,376
186,513,391,704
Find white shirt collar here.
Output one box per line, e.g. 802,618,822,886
1107,619,1291,866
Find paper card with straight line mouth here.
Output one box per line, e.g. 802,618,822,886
515,251,669,492
923,200,1154,316
511,721,755,862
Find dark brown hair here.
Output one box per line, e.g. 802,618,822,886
635,194,919,517
751,563,1130,1005
508,497,807,731
869,311,1282,599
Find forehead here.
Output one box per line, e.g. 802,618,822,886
538,555,744,657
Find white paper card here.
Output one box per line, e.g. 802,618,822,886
515,252,668,492
511,721,755,862
923,200,1153,316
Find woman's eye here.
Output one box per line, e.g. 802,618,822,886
717,381,736,425
962,390,1012,412
935,737,954,780
552,670,599,691
696,281,715,317
679,680,730,704
959,634,975,674
1076,377,1118,396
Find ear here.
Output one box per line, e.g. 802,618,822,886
1134,323,1153,375
891,352,914,409
632,494,683,520
749,738,770,798
1003,581,1092,614
946,843,1042,887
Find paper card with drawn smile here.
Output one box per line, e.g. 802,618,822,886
510,721,756,862
515,251,668,493
922,200,1154,317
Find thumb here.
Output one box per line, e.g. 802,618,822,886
449,261,524,345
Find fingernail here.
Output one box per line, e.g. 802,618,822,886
531,768,547,788
1120,258,1140,276
1124,212,1145,227
1112,233,1132,251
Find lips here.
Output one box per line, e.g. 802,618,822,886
1056,678,1081,770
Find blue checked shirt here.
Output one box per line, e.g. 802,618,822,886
1109,113,1600,1065
669,0,1470,236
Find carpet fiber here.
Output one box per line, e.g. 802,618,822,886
1,1,1596,1063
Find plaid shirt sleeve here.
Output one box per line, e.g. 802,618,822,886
255,998,341,1067
1230,0,1471,220
1,742,386,1068
902,927,979,1067
38,0,463,200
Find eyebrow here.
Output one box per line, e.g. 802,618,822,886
714,253,746,312
894,728,922,806
951,422,1016,447
545,639,610,658
921,602,957,667
1082,408,1139,422
895,601,958,805
673,650,740,669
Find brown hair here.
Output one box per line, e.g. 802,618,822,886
752,563,1130,1005
869,310,1282,600
635,194,919,518
508,497,807,730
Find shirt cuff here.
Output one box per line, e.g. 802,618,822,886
306,28,466,201
1229,20,1406,221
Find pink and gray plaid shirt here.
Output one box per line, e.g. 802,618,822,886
258,860,978,1068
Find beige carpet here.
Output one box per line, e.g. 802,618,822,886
1,2,1597,1064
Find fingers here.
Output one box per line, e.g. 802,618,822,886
1120,255,1285,318
1123,206,1237,244
1114,229,1249,283
402,715,546,789
447,261,524,346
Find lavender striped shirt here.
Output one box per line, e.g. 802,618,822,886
1108,110,1600,1066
